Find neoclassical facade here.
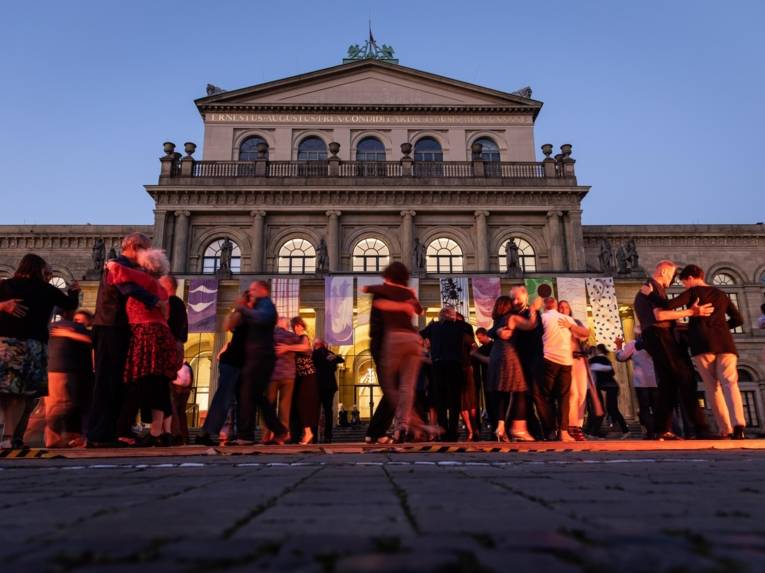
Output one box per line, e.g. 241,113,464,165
1,58,763,430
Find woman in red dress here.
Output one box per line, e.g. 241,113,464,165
106,248,180,446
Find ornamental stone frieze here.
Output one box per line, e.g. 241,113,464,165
146,188,585,209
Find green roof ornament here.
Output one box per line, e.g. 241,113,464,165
343,23,398,64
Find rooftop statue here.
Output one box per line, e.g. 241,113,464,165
342,27,399,64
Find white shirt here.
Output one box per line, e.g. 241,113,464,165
542,310,575,366
616,341,657,388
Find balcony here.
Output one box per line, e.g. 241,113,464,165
157,142,578,187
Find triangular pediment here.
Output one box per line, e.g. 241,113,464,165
197,60,542,114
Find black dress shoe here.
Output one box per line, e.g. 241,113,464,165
732,426,746,440
195,433,218,446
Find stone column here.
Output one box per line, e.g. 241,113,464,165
546,210,565,270
563,210,585,271
400,210,415,268
249,210,266,272
171,210,191,273
474,210,490,271
326,210,341,272
152,210,169,250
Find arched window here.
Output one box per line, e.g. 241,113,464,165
202,239,241,274
356,137,386,161
353,238,390,272
49,276,67,290
498,238,537,272
414,137,443,176
738,368,755,382
711,272,736,286
297,136,327,161
238,136,268,161
426,238,463,273
759,271,765,285
278,239,316,274
414,137,443,162
474,137,500,162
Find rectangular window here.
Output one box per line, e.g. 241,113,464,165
727,292,744,334
742,390,760,427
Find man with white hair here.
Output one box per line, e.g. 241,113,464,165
635,260,713,440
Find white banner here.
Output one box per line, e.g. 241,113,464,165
556,277,588,325
585,277,623,351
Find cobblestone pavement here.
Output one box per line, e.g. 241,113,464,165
2,451,764,572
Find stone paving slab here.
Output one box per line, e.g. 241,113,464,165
2,451,764,571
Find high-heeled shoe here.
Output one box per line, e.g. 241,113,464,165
298,431,314,446
495,429,510,443
509,431,535,442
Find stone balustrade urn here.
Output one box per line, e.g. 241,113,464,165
328,141,341,157
183,142,196,157
400,142,412,157
541,143,553,158
163,142,176,156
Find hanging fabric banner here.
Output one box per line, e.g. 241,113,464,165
272,278,300,321
238,277,252,295
356,276,379,329
524,277,557,300
585,277,623,351
325,276,354,346
439,277,469,317
556,277,589,324
188,278,219,333
471,276,501,328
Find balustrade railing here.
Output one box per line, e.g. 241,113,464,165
187,160,557,179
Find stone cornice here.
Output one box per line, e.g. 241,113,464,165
199,103,537,115
145,187,588,209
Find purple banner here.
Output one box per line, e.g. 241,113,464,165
188,278,219,333
471,276,501,328
325,276,354,346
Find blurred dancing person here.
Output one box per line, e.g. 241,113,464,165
0,255,80,448
557,300,591,441
487,294,543,442
616,330,658,439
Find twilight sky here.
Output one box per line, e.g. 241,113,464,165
0,1,762,226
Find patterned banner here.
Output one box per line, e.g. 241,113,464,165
272,278,300,321
188,278,218,333
325,276,354,346
585,277,623,351
556,277,588,324
524,277,557,300
471,276,501,328
439,277,469,317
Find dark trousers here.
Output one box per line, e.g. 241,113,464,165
320,390,336,443
636,387,660,437
642,327,708,435
87,325,130,443
521,356,545,439
536,359,572,438
432,360,463,440
603,387,628,433
238,350,284,440
170,386,191,441
366,352,394,440
203,363,240,436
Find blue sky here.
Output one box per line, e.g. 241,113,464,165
0,1,762,225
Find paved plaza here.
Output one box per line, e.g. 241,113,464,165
2,447,765,572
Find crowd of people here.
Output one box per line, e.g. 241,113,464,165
0,232,756,448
